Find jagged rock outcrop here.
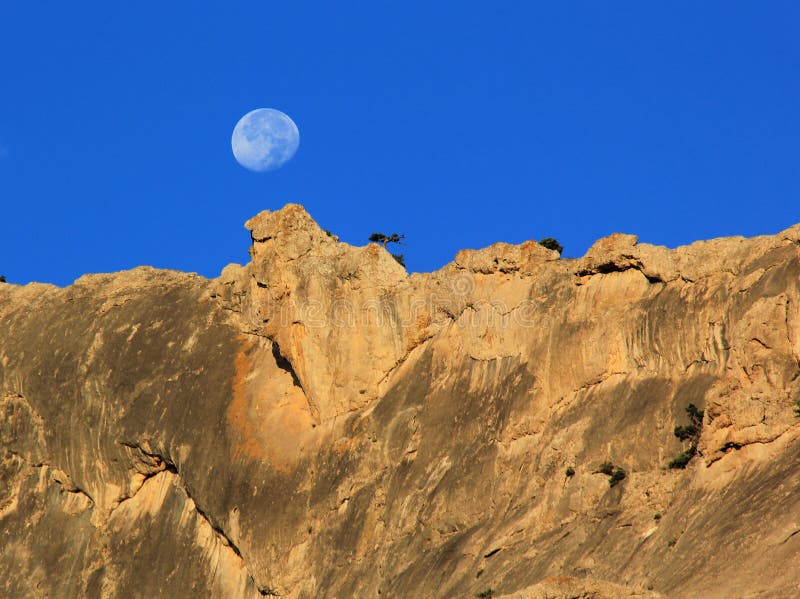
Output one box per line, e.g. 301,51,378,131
1,203,799,598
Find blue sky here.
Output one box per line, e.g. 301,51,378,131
1,2,798,286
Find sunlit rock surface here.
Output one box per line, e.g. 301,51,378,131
2,204,800,597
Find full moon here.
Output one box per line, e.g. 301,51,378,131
231,108,300,172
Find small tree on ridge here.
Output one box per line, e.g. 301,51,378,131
538,237,563,255
369,232,405,248
369,232,406,267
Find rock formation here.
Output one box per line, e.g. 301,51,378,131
1,203,799,598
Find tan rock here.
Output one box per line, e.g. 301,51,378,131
1,204,800,598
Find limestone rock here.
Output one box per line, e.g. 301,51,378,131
1,204,800,598
454,240,559,275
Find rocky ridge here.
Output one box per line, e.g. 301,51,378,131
1,204,800,597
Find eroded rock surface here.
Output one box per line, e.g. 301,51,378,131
1,204,799,598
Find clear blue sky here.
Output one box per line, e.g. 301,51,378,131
2,2,798,286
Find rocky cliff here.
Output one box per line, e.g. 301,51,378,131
2,204,800,598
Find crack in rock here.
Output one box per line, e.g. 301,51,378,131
117,441,277,596
270,340,304,390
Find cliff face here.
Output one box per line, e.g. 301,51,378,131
2,204,800,598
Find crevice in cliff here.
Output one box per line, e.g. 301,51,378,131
178,477,279,596
242,329,270,339
117,442,276,596
376,333,435,392
109,442,178,514
6,450,95,506
285,247,314,262
60,481,95,503
575,257,666,285
237,330,320,425
574,371,628,393
6,449,47,469
271,340,303,390
784,297,798,363
575,258,643,277
705,427,799,466
684,357,712,371
781,528,800,544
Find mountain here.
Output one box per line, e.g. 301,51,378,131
2,204,799,598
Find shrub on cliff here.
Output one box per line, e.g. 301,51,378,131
369,232,405,248
609,467,627,487
668,448,696,469
669,403,704,469
368,232,407,268
598,461,614,476
674,424,698,441
597,461,626,486
538,237,563,255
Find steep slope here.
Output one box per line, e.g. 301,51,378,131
1,204,799,598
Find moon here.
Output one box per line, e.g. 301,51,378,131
231,108,300,172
